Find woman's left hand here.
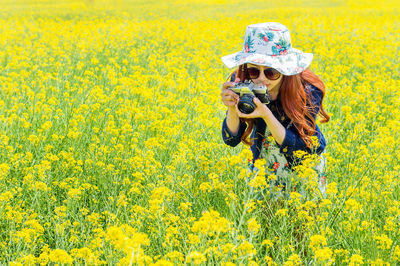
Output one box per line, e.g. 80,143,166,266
235,97,270,119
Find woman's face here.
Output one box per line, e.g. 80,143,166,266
246,63,283,92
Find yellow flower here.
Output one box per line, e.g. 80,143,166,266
345,198,363,214
91,57,99,65
309,234,327,252
237,241,256,257
264,256,276,265
284,254,301,266
186,251,206,265
320,199,332,208
116,194,128,207
393,245,400,261
247,217,261,235
314,247,334,264
41,121,53,131
383,217,396,232
187,233,200,244
0,191,13,202
367,258,389,265
262,239,274,248
249,171,268,189
199,182,212,192
245,200,257,213
0,163,10,180
310,135,320,148
221,262,236,266
48,249,73,264
106,225,149,254
28,134,40,145
24,219,44,234
349,254,364,266
374,234,393,250
222,243,235,254
165,251,184,263
191,210,231,237
15,254,38,265
326,182,338,195
275,208,288,217
67,188,82,199
293,150,308,159
54,206,68,218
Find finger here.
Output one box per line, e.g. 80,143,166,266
235,104,248,118
221,90,234,96
231,91,240,100
222,95,236,102
222,82,236,91
225,101,236,106
222,91,239,102
253,97,262,106
222,100,235,106
230,93,239,102
225,90,239,100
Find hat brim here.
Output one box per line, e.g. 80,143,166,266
221,48,313,76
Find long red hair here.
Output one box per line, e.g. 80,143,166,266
231,64,330,147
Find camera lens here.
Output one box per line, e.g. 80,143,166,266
238,95,256,114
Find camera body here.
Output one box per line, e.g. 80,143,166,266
230,81,271,114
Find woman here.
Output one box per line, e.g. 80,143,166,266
220,22,330,199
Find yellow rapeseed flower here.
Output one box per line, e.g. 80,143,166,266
48,249,73,264
309,234,327,252
191,210,231,237
314,247,334,265
186,251,206,265
349,254,364,266
247,217,260,235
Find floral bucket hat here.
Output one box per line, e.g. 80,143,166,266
221,22,313,76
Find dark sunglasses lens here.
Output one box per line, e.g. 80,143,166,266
264,68,280,80
247,67,260,79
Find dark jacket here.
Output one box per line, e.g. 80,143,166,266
221,75,326,168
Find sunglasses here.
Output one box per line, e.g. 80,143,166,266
245,65,281,80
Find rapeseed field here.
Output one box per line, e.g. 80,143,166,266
0,0,399,264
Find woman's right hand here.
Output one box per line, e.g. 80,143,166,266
221,81,240,107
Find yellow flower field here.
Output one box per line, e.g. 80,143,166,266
0,0,399,264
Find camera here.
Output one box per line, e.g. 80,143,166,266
230,81,270,114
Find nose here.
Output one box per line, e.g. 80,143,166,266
258,71,268,81
255,68,268,83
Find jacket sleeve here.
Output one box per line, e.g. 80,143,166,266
221,71,248,147
221,116,248,147
277,84,326,157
